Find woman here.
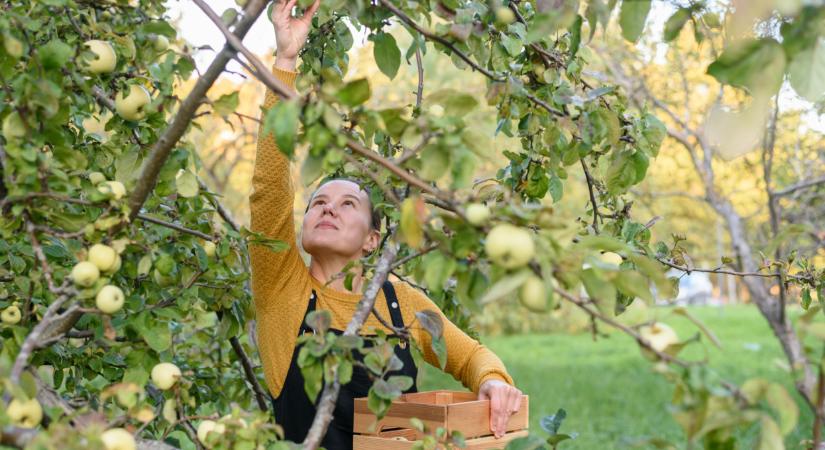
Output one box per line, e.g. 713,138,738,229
249,1,523,447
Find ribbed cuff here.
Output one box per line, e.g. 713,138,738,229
272,66,298,88
476,372,513,393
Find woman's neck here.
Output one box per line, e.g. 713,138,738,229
308,256,364,293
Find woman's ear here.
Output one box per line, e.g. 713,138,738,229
363,229,381,256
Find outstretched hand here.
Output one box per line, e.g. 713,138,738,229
478,379,523,439
271,0,320,71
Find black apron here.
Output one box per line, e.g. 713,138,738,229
272,281,418,449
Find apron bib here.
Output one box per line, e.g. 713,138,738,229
271,281,418,449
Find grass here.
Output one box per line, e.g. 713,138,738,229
417,305,813,449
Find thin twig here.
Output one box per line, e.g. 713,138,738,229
136,214,213,241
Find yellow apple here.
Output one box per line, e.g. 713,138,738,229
151,362,182,390
81,40,117,74
81,109,113,140
152,35,169,52
1,305,22,324
197,420,226,446
202,240,217,258
115,85,151,121
465,203,491,226
89,172,107,185
7,398,42,428
484,224,535,270
235,0,248,7
427,104,444,118
71,261,100,287
96,285,125,314
495,7,516,25
101,428,136,450
89,244,118,272
2,112,26,142
98,180,126,200
639,322,679,360
519,275,547,312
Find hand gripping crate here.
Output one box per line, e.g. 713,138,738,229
353,390,529,449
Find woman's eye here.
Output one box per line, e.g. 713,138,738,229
343,200,354,206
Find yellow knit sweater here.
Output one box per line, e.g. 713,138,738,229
250,67,514,398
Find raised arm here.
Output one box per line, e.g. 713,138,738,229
248,0,319,309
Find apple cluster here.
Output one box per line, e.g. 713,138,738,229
79,39,153,122
69,243,125,314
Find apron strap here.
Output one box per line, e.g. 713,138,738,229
381,281,405,329
299,290,319,334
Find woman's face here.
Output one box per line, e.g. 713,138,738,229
301,180,379,259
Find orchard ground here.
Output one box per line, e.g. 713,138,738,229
418,305,812,449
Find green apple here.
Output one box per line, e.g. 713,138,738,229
2,112,26,142
519,275,547,312
153,268,175,287
4,35,24,59
639,322,679,360
71,261,100,287
152,35,169,52
81,40,117,74
89,243,118,272
6,398,42,428
202,240,217,258
151,362,182,390
101,428,136,450
98,180,126,200
197,420,226,446
89,172,106,185
96,285,125,314
465,203,491,226
115,84,151,121
235,0,248,6
484,224,535,270
162,398,177,423
1,305,21,324
495,7,516,25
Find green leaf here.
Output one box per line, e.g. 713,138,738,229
212,91,240,117
707,38,787,96
479,270,532,305
305,310,331,334
415,310,443,340
367,386,392,419
337,78,371,106
663,8,691,42
38,39,72,70
263,99,300,157
372,32,401,80
612,270,653,304
540,409,567,435
549,175,563,202
758,415,783,450
765,383,798,435
388,375,414,392
241,227,289,254
619,0,651,43
144,322,171,352
801,288,812,309
788,37,825,102
301,361,323,401
175,170,198,198
581,268,617,316
338,358,353,385
431,336,447,370
638,113,666,156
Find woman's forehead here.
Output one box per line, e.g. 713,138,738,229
312,179,368,200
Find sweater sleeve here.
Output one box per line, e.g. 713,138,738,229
249,67,309,312
398,283,515,393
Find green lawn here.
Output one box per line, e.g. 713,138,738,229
417,306,813,449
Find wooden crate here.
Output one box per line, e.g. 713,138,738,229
353,390,529,449
353,429,529,450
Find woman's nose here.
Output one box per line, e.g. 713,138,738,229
321,203,336,216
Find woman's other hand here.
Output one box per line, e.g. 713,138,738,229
478,379,523,439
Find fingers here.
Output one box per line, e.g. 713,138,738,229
489,390,506,438
301,0,321,23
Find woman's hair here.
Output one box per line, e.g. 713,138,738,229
305,177,382,231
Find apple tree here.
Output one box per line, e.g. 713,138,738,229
0,0,824,449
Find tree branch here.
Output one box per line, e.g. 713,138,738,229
136,214,213,241
124,0,270,225
302,239,399,449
